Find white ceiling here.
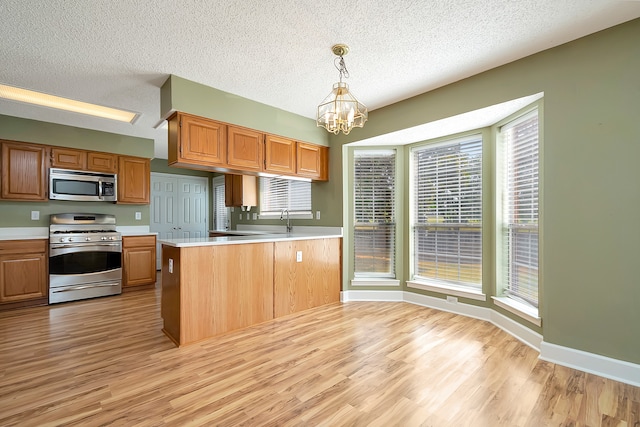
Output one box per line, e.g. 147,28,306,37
1,1,638,159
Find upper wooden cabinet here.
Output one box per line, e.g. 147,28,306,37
1,141,48,201
87,152,118,173
166,112,329,181
118,156,150,204
227,126,263,171
265,135,296,175
297,142,328,181
225,174,257,207
50,147,87,170
168,112,227,168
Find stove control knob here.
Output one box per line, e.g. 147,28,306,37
59,238,65,243
101,236,107,241
109,236,115,240
85,237,91,241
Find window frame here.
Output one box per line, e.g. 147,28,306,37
353,149,397,279
258,176,313,219
407,133,485,300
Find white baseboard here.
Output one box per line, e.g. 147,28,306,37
340,290,639,387
540,341,640,388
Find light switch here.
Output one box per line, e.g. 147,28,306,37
252,213,257,220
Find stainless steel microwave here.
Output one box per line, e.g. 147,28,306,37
49,168,117,202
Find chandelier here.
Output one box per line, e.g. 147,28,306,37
316,44,368,135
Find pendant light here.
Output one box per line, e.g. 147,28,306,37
316,44,368,135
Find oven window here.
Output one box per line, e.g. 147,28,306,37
53,179,100,196
49,251,122,275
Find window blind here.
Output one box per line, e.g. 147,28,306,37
412,136,482,288
353,150,396,277
259,177,311,215
214,182,228,230
502,110,539,307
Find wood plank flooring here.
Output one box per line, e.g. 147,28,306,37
0,284,638,426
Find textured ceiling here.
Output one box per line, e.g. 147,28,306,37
1,1,639,158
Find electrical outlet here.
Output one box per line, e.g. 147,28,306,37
446,296,458,304
169,259,174,273
135,211,142,220
30,211,40,220
316,211,321,220
296,251,302,262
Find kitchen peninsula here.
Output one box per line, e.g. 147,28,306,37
159,230,342,346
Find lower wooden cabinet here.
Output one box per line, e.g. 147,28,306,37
122,235,156,289
273,238,341,317
0,239,48,309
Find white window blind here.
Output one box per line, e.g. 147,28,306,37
412,135,482,288
259,177,311,215
213,178,228,230
354,150,396,277
502,110,539,307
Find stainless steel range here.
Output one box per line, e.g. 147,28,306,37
49,213,122,304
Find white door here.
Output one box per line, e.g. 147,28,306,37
151,173,209,269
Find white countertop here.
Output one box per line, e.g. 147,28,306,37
159,231,342,248
0,227,49,241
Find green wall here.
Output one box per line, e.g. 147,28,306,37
335,19,640,365
0,114,155,227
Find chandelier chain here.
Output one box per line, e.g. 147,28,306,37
334,56,350,82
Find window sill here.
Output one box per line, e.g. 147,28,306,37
492,296,541,327
407,280,486,301
351,278,400,287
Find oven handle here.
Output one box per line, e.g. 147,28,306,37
50,243,122,249
51,282,120,293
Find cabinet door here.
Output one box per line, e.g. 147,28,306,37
118,156,150,204
1,142,48,200
87,152,118,173
0,240,48,304
179,113,227,165
296,142,328,181
227,126,263,171
224,174,257,207
50,147,87,170
123,236,157,287
265,135,296,175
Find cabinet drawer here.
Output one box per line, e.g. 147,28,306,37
0,239,47,254
123,235,156,248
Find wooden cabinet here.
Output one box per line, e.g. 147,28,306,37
87,152,118,173
265,135,296,175
0,239,48,309
118,156,150,204
50,147,87,170
227,126,263,171
123,235,156,289
273,238,341,317
168,112,227,168
297,142,328,181
224,174,257,207
1,141,48,200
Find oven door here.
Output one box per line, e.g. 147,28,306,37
49,242,122,289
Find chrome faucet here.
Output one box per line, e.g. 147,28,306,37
280,209,292,233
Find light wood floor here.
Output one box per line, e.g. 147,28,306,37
0,285,638,426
